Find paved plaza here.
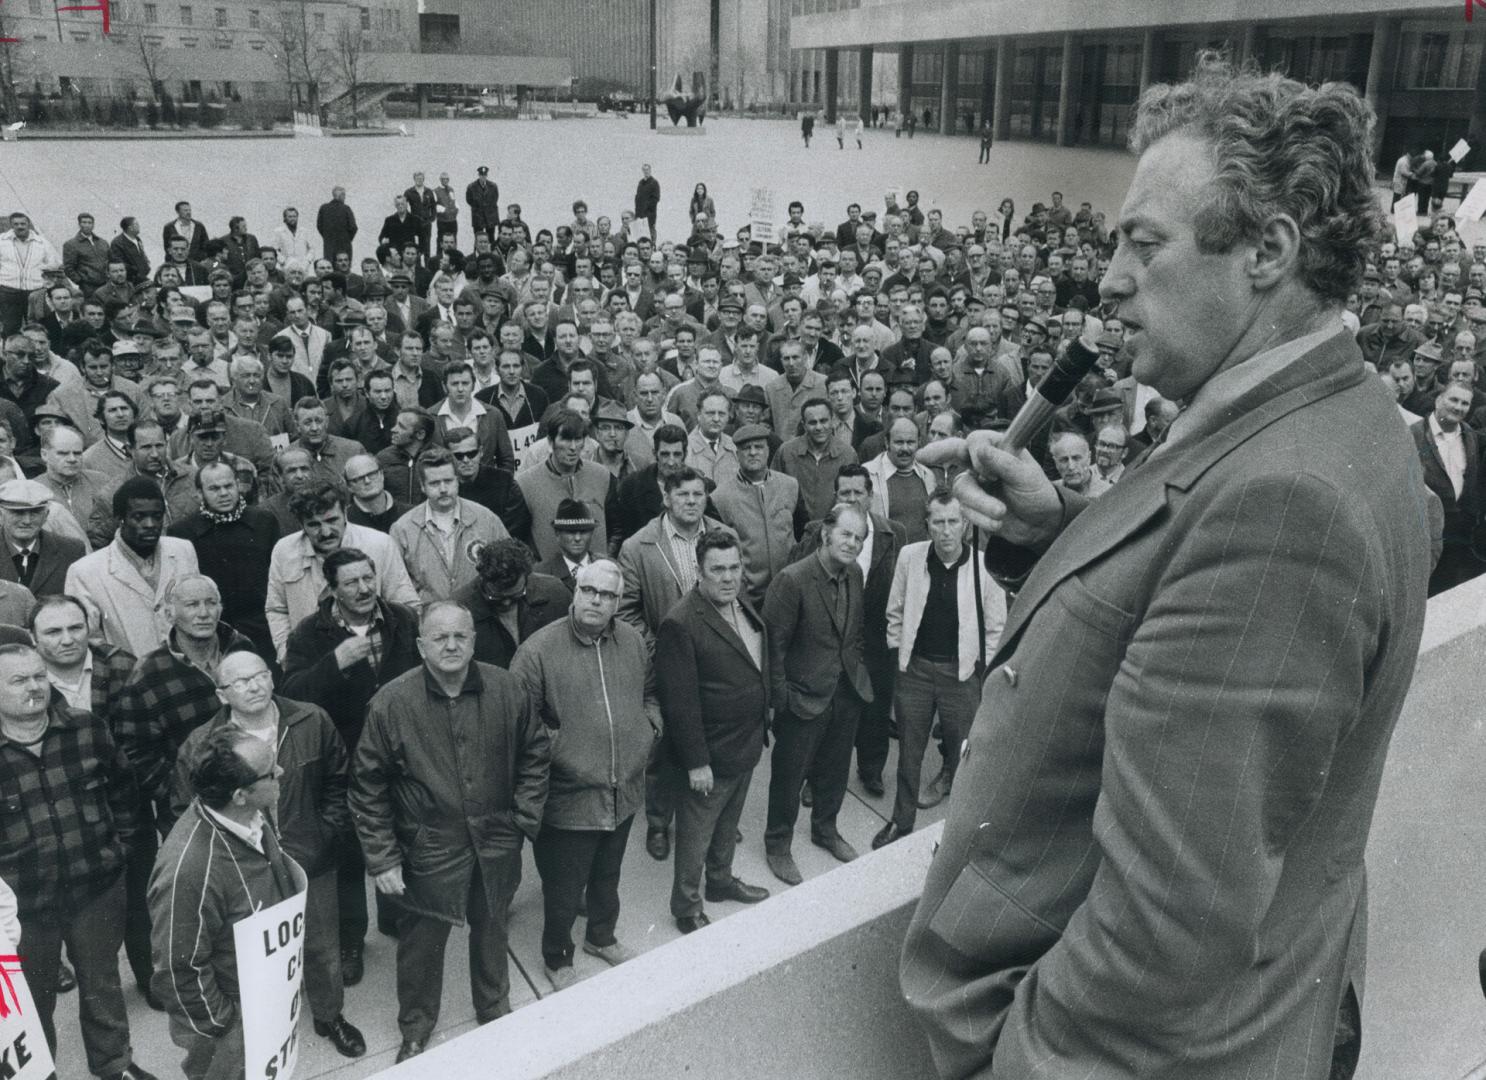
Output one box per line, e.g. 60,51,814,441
0,117,1136,262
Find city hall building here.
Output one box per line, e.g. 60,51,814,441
790,0,1486,167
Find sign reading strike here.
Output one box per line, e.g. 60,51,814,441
509,423,541,470
0,934,53,1080
749,188,776,245
234,872,308,1080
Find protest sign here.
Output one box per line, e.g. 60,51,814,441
234,861,308,1080
509,422,541,469
748,188,776,245
0,937,54,1080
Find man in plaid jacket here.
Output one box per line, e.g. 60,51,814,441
0,642,158,1080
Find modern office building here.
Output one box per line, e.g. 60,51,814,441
790,0,1486,167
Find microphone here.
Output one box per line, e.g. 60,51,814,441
999,336,1104,456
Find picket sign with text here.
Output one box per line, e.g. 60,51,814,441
0,933,54,1080
233,858,308,1080
508,423,541,470
1456,178,1486,227
749,188,776,246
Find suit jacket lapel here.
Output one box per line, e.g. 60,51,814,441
695,592,757,668
813,561,845,635
107,543,158,602
994,331,1368,665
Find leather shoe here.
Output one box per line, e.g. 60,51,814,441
766,850,802,886
645,827,670,861
545,964,577,992
872,821,912,849
56,960,75,993
858,773,885,798
314,1014,366,1058
340,943,364,987
676,913,711,934
799,780,814,807
395,1038,427,1064
103,1064,159,1080
705,876,769,904
583,939,635,966
812,832,859,863
917,769,951,810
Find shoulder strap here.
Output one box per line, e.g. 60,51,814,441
972,528,986,673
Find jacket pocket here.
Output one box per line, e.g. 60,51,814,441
923,861,1062,973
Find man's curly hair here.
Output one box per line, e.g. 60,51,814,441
475,538,535,591
1131,51,1386,303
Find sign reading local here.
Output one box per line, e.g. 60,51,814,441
234,873,308,1080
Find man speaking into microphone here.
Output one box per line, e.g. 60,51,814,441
902,54,1434,1080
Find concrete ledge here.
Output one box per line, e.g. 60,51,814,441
389,826,941,1080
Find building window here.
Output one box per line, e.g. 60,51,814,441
248,8,258,28
26,0,40,14
912,49,943,85
1398,29,1483,89
213,6,225,27
960,52,984,84
180,5,192,27
312,11,324,30
360,6,370,30
143,2,157,22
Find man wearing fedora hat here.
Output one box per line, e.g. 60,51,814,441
0,476,85,597
710,424,805,608
534,498,597,595
588,401,636,480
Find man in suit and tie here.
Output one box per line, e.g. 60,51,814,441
656,529,771,934
0,477,85,596
403,172,438,258
761,502,873,886
532,498,596,595
161,200,209,264
904,57,1433,1080
1412,380,1484,595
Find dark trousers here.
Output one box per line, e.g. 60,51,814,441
0,285,29,336
532,815,634,968
670,768,752,918
303,869,344,1024
123,811,158,989
645,744,680,833
891,655,981,831
338,828,398,947
414,223,432,259
22,874,131,1077
395,849,522,1042
169,1014,242,1080
642,212,657,239
979,142,992,163
854,648,896,783
765,679,862,854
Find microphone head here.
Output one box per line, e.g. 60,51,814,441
1034,338,1103,408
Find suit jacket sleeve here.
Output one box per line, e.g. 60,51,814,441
761,571,796,713
990,471,1382,1074
616,538,652,644
656,610,708,770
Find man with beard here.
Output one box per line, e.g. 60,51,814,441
168,460,281,662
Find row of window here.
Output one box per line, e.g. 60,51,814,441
27,2,403,34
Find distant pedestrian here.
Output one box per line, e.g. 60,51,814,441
907,112,917,139
801,112,814,148
835,115,845,149
854,116,864,149
634,164,660,241
979,121,993,164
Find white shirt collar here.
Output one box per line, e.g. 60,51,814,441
202,804,266,853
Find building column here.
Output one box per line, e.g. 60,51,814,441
898,43,913,124
824,47,839,124
939,42,959,134
1239,25,1262,67
1138,28,1157,92
993,38,1012,139
1365,17,1392,110
416,83,429,119
981,45,995,127
1056,33,1076,146
859,45,873,120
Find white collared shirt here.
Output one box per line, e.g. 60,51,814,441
46,649,94,711
1429,412,1468,497
202,804,267,854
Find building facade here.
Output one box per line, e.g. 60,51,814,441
791,0,1486,167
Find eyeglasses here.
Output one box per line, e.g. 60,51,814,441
345,469,382,484
219,669,272,693
449,449,481,462
249,763,284,785
576,584,620,603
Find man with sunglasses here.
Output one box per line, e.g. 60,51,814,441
453,537,569,669
168,650,365,1059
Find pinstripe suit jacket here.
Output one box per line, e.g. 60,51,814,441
901,331,1433,1078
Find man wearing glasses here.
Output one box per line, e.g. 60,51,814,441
168,650,365,1059
354,600,549,1062
511,560,659,993
342,453,408,532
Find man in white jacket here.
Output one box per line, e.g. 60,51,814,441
873,491,1005,849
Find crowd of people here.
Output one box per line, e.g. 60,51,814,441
0,129,1459,1077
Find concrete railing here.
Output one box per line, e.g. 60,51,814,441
386,574,1486,1080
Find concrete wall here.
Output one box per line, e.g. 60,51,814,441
384,573,1486,1080
791,0,1460,49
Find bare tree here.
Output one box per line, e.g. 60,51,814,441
264,0,328,114
328,15,375,128
0,7,23,120
110,0,167,97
